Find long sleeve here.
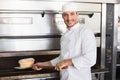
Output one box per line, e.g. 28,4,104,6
72,29,97,69
50,56,61,66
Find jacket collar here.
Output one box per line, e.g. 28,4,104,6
69,22,80,31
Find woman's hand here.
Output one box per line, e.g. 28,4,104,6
55,59,73,71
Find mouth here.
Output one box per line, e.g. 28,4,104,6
67,21,74,26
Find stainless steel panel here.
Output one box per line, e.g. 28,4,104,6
20,0,120,4
0,1,101,12
0,17,32,24
78,13,101,33
100,4,106,80
0,14,59,36
0,50,60,57
112,4,118,80
0,72,59,80
0,2,101,52
0,38,60,52
0,0,119,4
101,4,106,69
0,13,60,52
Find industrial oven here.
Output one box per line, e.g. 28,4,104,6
0,0,119,80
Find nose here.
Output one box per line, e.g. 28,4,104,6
67,14,71,20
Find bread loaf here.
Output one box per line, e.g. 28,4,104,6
18,58,35,68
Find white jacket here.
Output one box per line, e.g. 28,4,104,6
51,23,97,80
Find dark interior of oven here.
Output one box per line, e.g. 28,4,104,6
0,47,101,77
0,52,59,77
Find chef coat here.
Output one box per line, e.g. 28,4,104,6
51,23,97,80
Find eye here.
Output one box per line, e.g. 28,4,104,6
62,13,67,17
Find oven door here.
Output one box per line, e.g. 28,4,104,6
0,13,60,52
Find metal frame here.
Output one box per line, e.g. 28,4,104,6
111,4,118,80
100,3,118,80
101,3,107,69
100,3,107,80
20,0,120,3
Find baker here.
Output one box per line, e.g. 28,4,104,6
32,3,97,80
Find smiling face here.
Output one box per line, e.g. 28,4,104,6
62,11,79,29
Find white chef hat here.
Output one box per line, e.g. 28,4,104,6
62,3,78,12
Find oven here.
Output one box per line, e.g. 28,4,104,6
0,0,119,80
